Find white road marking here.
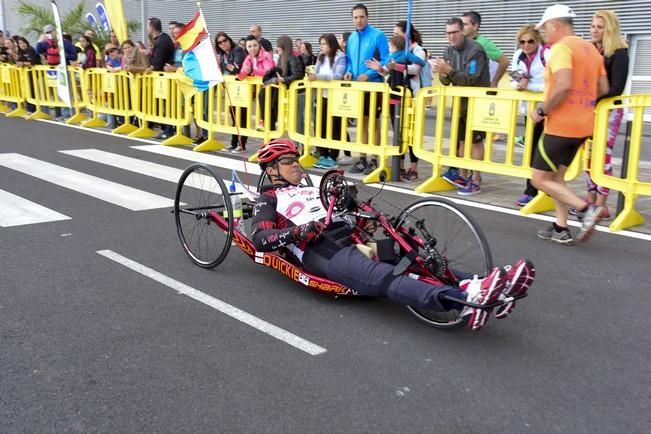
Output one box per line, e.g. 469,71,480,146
97,249,327,356
132,144,262,175
60,148,253,198
132,144,323,191
0,188,70,227
0,153,174,211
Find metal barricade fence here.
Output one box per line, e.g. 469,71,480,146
65,66,89,125
287,79,410,183
591,95,651,231
0,64,28,117
193,76,286,152
22,65,70,120
82,68,137,134
129,71,192,145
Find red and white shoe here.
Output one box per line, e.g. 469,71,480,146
495,259,536,319
461,267,508,331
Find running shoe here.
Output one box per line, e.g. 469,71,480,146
458,181,481,196
337,155,354,166
576,204,603,242
230,146,244,154
313,156,327,169
495,259,536,319
402,169,419,182
363,159,378,175
537,225,575,246
462,267,508,331
441,168,468,189
515,194,534,207
349,159,368,173
514,136,524,148
319,156,337,169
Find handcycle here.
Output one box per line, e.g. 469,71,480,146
173,165,527,329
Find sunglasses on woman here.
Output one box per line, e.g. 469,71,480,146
519,39,536,45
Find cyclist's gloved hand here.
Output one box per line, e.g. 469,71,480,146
293,220,326,244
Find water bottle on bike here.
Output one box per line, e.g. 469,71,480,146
226,182,245,235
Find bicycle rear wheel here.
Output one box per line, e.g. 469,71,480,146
395,197,493,329
174,164,233,269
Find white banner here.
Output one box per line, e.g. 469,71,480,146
51,0,71,107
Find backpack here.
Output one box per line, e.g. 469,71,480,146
410,45,432,88
419,58,433,87
46,38,60,66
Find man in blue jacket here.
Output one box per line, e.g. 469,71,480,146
343,3,389,174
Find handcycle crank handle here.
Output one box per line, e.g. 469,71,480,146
349,211,379,220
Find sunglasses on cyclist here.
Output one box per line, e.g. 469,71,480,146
519,39,536,45
277,156,299,166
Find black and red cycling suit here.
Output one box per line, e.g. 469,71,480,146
251,183,466,312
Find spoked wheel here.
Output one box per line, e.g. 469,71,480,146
174,164,233,269
256,169,313,193
395,197,493,329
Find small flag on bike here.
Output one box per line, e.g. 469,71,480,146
176,10,208,52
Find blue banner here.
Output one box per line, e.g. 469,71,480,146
95,3,111,32
85,12,99,30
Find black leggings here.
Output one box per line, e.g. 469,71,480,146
304,244,464,312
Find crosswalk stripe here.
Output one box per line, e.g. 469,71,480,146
0,188,70,227
132,145,262,175
60,149,255,198
132,144,323,186
0,153,174,211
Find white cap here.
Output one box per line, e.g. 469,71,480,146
535,4,576,29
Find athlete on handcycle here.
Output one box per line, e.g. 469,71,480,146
250,139,536,331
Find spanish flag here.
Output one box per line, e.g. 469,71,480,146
176,10,208,53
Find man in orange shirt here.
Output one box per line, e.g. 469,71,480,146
530,4,609,245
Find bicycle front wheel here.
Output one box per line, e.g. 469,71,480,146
395,197,493,329
174,164,233,269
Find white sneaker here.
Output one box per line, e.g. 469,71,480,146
337,155,353,166
230,146,243,154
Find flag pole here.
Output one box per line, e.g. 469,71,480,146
392,0,412,181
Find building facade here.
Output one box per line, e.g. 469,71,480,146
3,0,650,94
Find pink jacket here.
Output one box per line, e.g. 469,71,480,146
237,48,275,80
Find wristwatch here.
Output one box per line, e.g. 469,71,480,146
536,107,547,117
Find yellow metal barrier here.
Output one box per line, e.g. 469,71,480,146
411,85,583,214
21,65,86,122
288,79,410,183
129,71,192,145
65,66,88,125
591,95,651,231
0,64,28,117
81,68,137,134
193,75,286,152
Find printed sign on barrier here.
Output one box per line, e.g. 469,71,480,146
2,68,11,84
45,71,58,88
471,98,512,132
227,81,252,107
102,74,116,93
153,78,169,99
329,89,362,117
